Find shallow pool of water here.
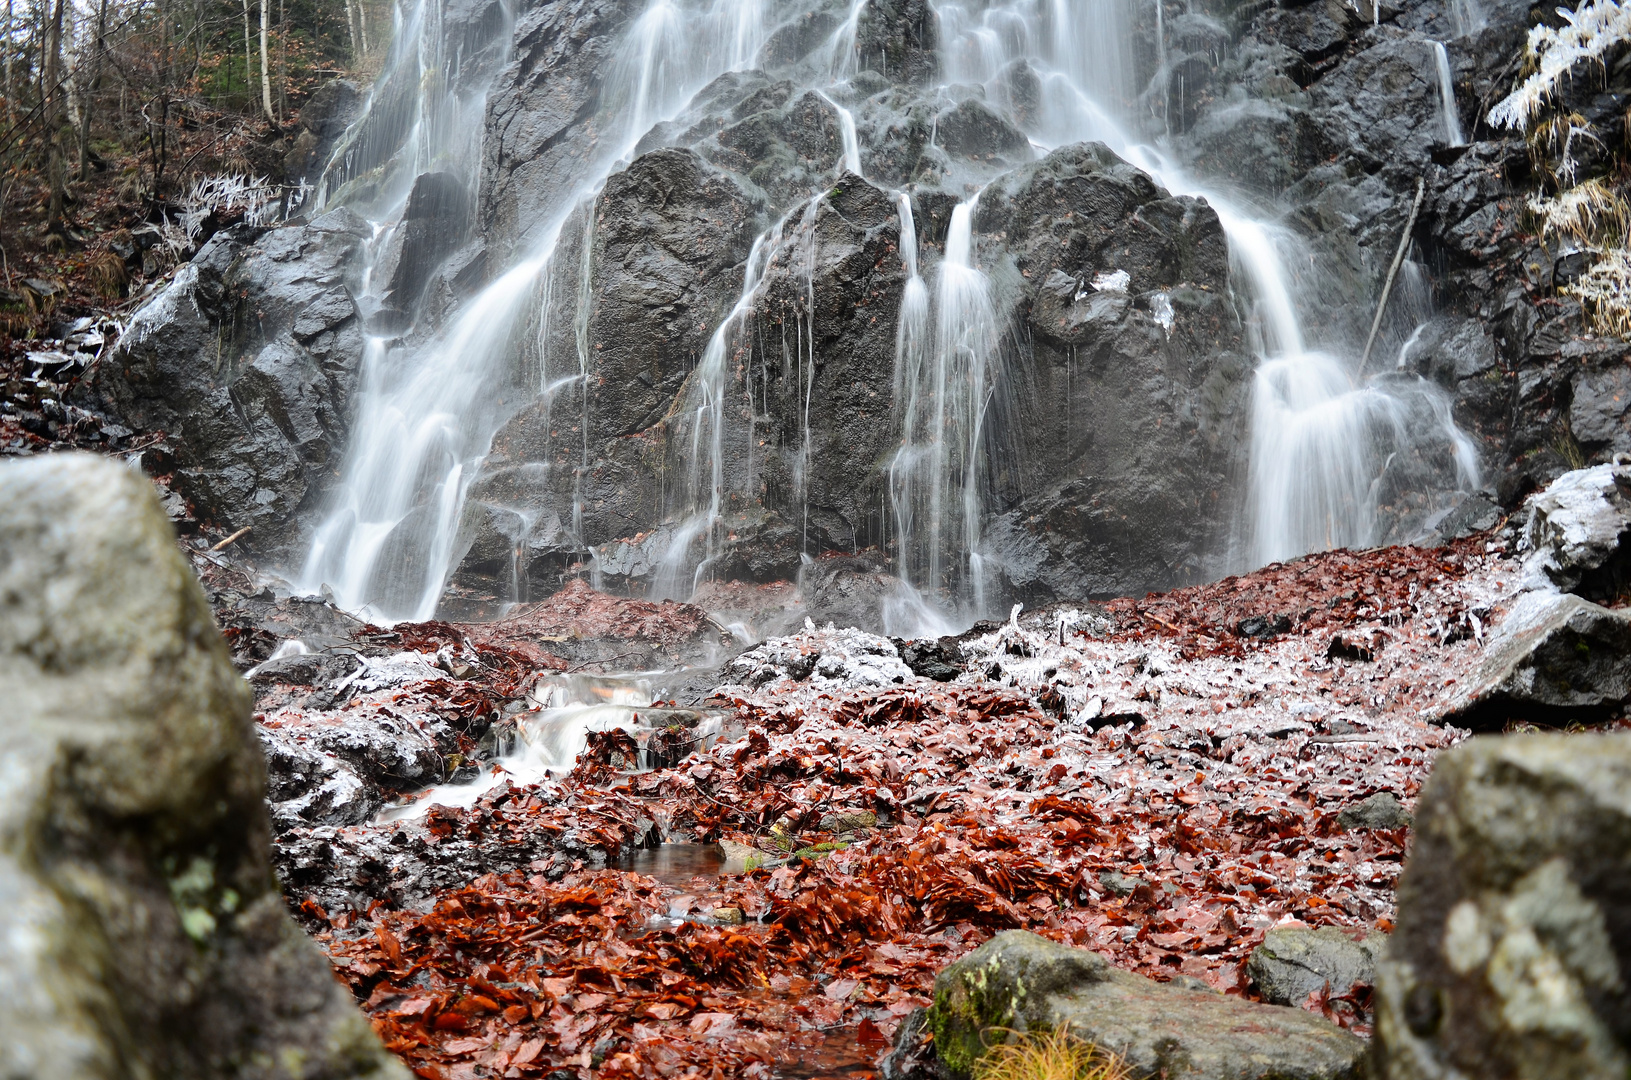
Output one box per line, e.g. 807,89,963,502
615,843,727,885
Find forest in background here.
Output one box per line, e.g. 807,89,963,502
0,0,383,347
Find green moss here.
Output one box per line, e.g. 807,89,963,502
927,955,1030,1077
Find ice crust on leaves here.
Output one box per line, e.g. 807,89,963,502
244,538,1584,1080
723,622,916,688
1487,0,1631,130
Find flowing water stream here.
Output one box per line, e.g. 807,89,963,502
295,0,1486,630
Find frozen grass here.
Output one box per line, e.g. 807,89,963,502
974,1028,1130,1080
1528,177,1629,246
1488,0,1631,130
179,173,282,242
1565,247,1631,335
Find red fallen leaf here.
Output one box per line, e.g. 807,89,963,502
391,997,437,1017
375,926,404,966
689,1012,735,1036
463,994,500,1014
502,1004,528,1024
411,1067,447,1080
573,992,609,1013
824,979,861,1001
442,1037,489,1055
540,977,573,997
856,1018,887,1045
512,1037,546,1066
432,1012,467,1032
643,1002,685,1020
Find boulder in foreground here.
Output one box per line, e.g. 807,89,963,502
0,453,406,1080
918,929,1366,1080
1373,732,1631,1080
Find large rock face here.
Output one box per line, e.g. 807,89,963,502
1373,733,1631,1079
89,210,370,563
0,453,406,1079
91,0,1596,619
976,143,1248,597
922,929,1366,1080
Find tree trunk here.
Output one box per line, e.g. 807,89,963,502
240,0,252,109
344,0,360,62
4,0,13,124
43,0,65,224
358,1,370,54
76,0,105,180
258,0,273,122
277,0,285,118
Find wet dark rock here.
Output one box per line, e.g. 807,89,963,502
972,141,1250,602
1335,791,1413,831
878,1007,944,1080
0,453,406,1079
932,98,1031,162
1438,590,1631,728
895,638,963,681
803,553,900,635
374,170,474,318
248,647,359,686
451,148,765,600
1519,463,1631,598
1248,926,1385,1007
478,0,641,252
1373,732,1631,1080
1238,613,1293,638
88,210,370,563
1432,493,1502,541
285,77,362,183
926,929,1366,1079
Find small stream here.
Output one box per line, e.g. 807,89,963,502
379,673,725,821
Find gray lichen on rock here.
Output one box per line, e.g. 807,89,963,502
0,452,407,1080
1373,732,1631,1080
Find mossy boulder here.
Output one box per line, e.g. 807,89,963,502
926,930,1366,1080
0,453,408,1080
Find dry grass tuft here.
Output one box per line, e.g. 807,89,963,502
974,1027,1132,1080
88,250,129,299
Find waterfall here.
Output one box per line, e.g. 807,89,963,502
887,194,999,621
298,0,779,622
815,90,863,175
1430,42,1466,147
290,0,1484,626
926,0,1479,580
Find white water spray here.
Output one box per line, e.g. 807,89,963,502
299,0,779,621
1430,42,1466,147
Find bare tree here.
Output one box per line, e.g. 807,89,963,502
43,0,65,224
240,0,252,105
344,0,360,62
77,0,107,179
4,0,13,124
258,0,272,121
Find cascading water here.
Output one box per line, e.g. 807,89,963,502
290,0,1487,629
298,0,787,621
1430,41,1466,147
924,0,1480,578
886,195,999,624
381,673,725,818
